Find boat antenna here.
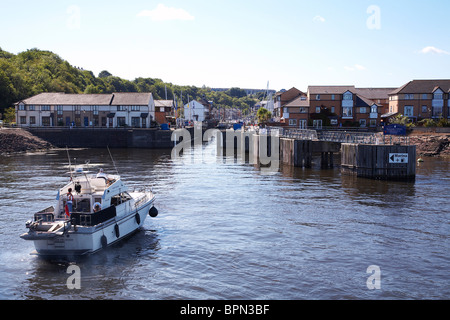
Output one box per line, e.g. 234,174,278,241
66,146,73,181
107,146,120,175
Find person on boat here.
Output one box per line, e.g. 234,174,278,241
93,202,102,213
96,168,107,179
66,188,74,216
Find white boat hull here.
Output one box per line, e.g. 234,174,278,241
27,199,155,257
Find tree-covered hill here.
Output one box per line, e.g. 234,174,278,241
0,47,263,117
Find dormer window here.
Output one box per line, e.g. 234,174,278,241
343,92,353,100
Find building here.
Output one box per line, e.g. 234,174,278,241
388,80,450,122
15,92,156,128
183,100,209,122
273,87,306,123
154,100,175,124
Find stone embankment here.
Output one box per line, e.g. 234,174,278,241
408,132,450,157
0,128,53,154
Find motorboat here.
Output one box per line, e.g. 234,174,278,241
20,165,158,257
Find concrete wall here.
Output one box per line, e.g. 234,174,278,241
27,128,175,149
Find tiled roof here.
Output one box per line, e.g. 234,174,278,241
354,88,396,100
389,80,450,95
17,92,153,106
308,86,355,95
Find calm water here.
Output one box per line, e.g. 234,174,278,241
0,142,448,300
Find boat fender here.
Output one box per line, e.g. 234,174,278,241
149,207,158,218
101,235,108,249
135,213,141,225
114,224,120,238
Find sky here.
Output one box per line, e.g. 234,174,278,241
1,0,449,92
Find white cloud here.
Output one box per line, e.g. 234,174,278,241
137,4,194,21
345,64,366,71
313,15,325,23
420,46,449,55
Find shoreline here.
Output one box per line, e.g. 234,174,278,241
1,128,449,158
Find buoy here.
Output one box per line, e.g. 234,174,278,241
149,207,158,218
101,235,107,249
135,213,141,225
114,224,120,238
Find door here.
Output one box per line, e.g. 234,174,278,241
84,117,89,127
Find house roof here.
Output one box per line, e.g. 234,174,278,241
284,96,310,107
18,93,114,105
110,92,152,106
389,80,450,95
308,86,356,95
354,88,396,100
155,100,174,107
355,94,381,108
16,92,153,106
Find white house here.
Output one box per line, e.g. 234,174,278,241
183,100,209,122
15,92,155,128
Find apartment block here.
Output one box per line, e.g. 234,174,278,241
388,80,450,121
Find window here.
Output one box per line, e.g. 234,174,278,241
343,92,353,100
313,120,322,129
404,94,414,100
434,92,443,100
283,107,288,114
422,94,428,100
404,106,414,117
93,106,99,115
131,106,140,111
117,117,126,127
315,106,321,113
300,96,306,101
316,95,321,100
422,106,428,113
371,105,378,114
117,106,127,111
360,119,367,127
131,117,140,128
299,107,307,113
29,105,35,111
30,116,36,125
19,104,26,111
74,106,81,114
331,94,335,101
359,107,367,114
331,106,335,113
342,107,353,118
370,119,377,127
20,116,27,124
299,120,307,129
289,119,297,126
57,106,63,115
41,105,50,111
42,117,51,126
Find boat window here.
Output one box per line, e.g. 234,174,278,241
76,199,91,213
110,192,132,207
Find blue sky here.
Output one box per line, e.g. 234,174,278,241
1,0,449,91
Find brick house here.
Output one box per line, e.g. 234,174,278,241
388,80,450,122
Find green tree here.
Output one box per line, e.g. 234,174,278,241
257,107,272,124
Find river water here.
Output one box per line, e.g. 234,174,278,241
0,142,448,300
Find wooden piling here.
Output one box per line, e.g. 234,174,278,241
341,143,416,180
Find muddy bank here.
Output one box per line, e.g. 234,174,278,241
0,128,54,154
408,133,450,157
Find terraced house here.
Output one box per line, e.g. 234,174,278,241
15,92,157,128
388,79,450,122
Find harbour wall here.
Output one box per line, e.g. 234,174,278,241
26,128,185,149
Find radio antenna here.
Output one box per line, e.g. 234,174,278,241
107,146,119,176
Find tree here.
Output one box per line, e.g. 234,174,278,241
98,70,112,78
257,107,272,124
